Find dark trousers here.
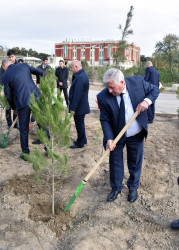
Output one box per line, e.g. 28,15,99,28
58,87,69,106
18,106,31,153
6,107,18,127
74,114,87,147
109,130,144,191
147,102,155,122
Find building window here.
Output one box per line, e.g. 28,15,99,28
133,48,136,62
64,45,68,57
99,45,104,65
108,44,113,57
81,45,85,60
73,45,77,59
90,45,95,65
99,58,104,65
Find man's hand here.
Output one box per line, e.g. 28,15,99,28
14,109,18,116
106,139,116,151
59,82,63,86
136,100,149,114
36,83,39,88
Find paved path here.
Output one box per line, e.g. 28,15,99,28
89,90,179,115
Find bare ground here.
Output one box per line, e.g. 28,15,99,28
0,110,179,250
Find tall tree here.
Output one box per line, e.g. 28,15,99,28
113,6,134,66
154,34,179,80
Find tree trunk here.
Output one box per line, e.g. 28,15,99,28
51,135,55,217
52,172,54,217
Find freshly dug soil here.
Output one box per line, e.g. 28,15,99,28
0,110,178,250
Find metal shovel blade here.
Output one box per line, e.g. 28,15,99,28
0,116,18,148
64,182,84,211
0,133,9,148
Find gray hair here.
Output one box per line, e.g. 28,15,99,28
2,58,13,66
71,60,82,67
146,61,153,67
103,68,124,85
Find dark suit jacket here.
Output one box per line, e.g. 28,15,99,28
69,68,90,115
36,63,51,84
2,63,42,110
144,66,160,87
0,60,18,86
55,66,69,88
97,75,160,145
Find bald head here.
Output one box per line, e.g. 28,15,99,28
70,60,82,74
2,58,13,71
146,61,153,68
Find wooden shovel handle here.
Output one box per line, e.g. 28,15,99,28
83,110,139,183
8,116,18,132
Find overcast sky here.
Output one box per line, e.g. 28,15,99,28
0,0,178,57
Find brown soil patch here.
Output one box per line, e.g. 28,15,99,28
0,110,179,249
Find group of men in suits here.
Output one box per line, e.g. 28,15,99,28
1,58,90,158
1,56,178,229
1,58,43,160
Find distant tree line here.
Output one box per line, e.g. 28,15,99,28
0,45,50,60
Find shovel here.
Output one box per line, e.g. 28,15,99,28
0,116,18,148
64,110,139,211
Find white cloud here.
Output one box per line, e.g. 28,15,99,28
0,0,178,56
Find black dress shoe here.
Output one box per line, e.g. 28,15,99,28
170,219,179,229
107,190,121,202
70,144,84,149
20,153,29,161
128,190,138,202
32,139,41,145
74,140,87,145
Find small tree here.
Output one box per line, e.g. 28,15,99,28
114,6,134,66
177,86,179,118
0,85,9,135
25,69,71,216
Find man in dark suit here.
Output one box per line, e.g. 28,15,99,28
0,49,18,129
144,61,160,123
55,60,69,107
69,60,90,148
36,57,51,88
2,58,43,160
97,68,159,202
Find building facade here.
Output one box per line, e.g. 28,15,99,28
55,40,140,69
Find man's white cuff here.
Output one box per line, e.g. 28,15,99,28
144,98,152,106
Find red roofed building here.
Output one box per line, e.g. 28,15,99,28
55,40,140,69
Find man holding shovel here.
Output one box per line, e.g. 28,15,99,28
97,68,159,202
2,58,42,160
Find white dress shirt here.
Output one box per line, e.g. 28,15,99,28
116,86,151,137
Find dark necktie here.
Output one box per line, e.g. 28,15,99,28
119,93,126,142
